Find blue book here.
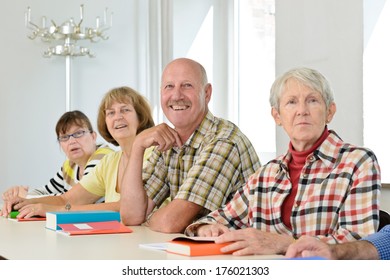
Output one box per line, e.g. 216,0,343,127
46,210,120,230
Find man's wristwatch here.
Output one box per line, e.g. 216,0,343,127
65,202,71,211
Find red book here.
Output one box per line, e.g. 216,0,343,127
166,236,235,256
57,220,132,236
8,211,46,222
9,217,46,222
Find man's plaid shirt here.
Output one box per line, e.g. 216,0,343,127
143,111,261,220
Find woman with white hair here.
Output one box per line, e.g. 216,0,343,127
185,67,381,256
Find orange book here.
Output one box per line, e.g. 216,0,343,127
166,236,234,256
57,220,132,236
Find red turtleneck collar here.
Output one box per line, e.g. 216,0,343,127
281,127,330,229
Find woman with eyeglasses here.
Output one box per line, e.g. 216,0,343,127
1,110,113,214
2,86,155,218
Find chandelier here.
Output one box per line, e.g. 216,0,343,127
25,5,112,110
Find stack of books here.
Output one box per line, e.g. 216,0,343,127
46,210,132,236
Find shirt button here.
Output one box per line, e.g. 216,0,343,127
308,156,315,162
294,203,299,208
303,174,308,178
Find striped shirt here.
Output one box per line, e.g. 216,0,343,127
363,225,390,260
143,111,261,220
186,130,381,244
29,144,113,196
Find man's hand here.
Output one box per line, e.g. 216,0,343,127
135,123,182,151
286,235,334,259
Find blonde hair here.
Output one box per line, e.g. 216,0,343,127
97,86,155,146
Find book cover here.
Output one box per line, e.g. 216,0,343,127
166,236,235,256
46,210,120,230
9,217,46,222
57,221,132,236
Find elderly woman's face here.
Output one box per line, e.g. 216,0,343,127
104,101,140,144
272,78,336,152
58,124,97,163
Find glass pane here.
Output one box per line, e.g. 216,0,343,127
364,0,390,183
237,0,276,162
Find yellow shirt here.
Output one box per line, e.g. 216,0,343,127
80,147,153,202
80,151,121,202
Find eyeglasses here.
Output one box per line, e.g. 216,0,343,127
57,130,92,142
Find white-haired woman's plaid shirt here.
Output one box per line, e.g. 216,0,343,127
186,130,381,244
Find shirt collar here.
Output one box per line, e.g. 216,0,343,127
279,129,344,171
173,111,214,151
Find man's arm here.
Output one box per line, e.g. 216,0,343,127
331,240,379,260
120,141,151,225
120,124,182,226
147,199,203,233
286,235,380,260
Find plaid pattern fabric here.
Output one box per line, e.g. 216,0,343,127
143,111,261,219
363,225,390,260
186,130,381,244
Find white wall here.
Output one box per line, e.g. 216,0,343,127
275,0,390,212
0,0,148,190
275,0,363,154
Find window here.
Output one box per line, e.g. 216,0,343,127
364,0,390,182
235,0,275,162
171,0,276,162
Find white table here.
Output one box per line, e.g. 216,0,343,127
0,217,280,260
